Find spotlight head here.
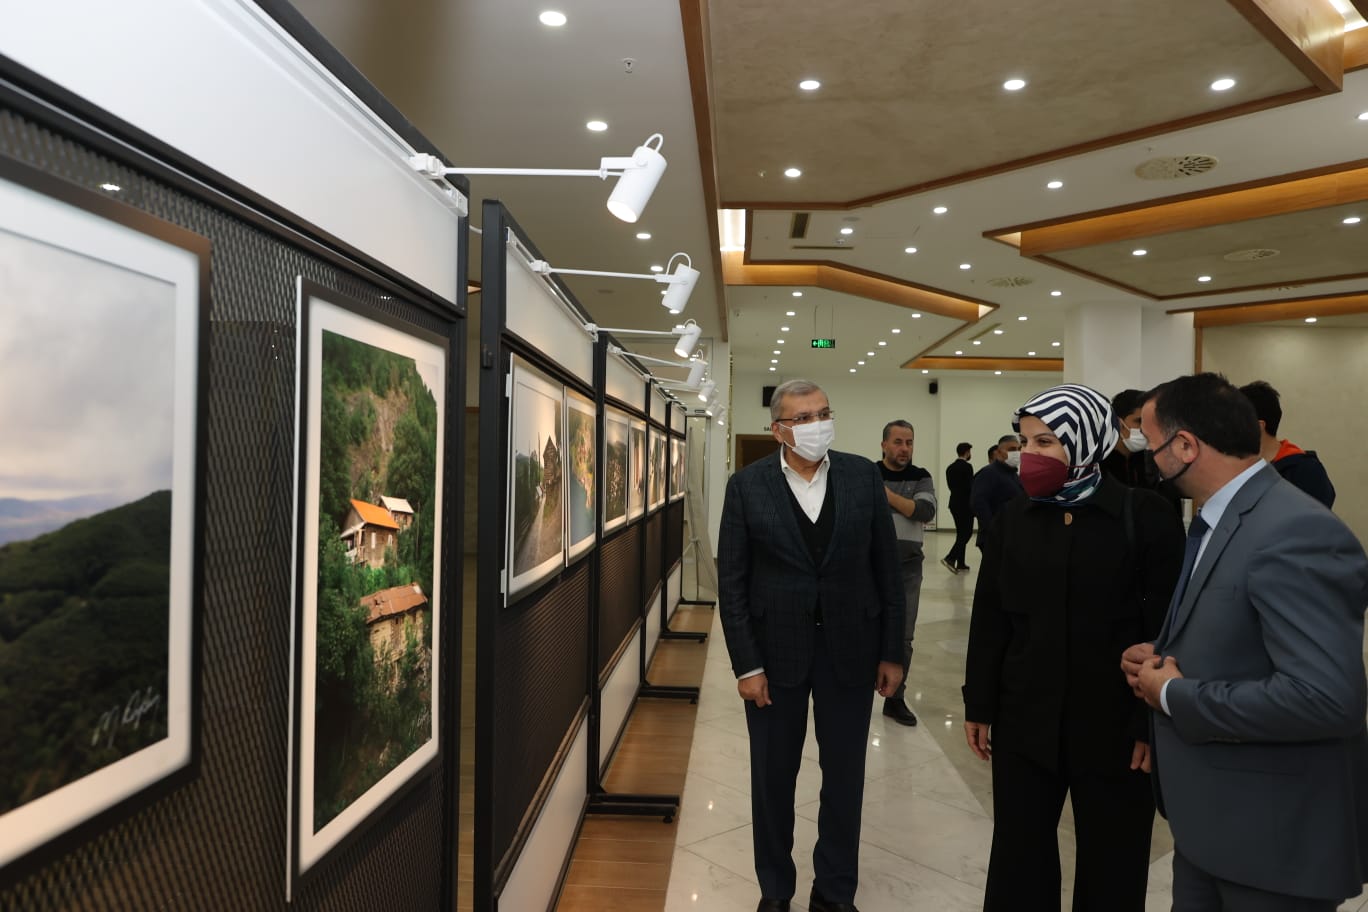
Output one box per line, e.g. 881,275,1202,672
606,134,667,222
697,379,716,403
674,320,703,358
660,253,699,314
686,360,705,386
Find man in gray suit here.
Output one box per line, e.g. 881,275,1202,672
719,378,906,912
1121,372,1368,911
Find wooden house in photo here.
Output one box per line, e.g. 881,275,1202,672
361,582,428,668
380,495,415,531
340,499,399,569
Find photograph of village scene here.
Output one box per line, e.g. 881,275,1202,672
565,393,596,560
648,429,666,510
628,421,646,520
509,363,563,596
602,410,629,533
311,328,440,833
0,226,184,844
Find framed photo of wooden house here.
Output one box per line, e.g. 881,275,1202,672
601,407,630,534
506,358,565,600
289,279,446,894
0,158,207,876
564,390,597,563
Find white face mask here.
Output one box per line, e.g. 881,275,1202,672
1122,427,1148,453
789,419,835,462
1004,449,1022,470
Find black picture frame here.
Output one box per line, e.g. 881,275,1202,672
0,156,208,879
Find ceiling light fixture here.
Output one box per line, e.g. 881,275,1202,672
955,350,963,355
933,206,948,215
891,328,901,333
1050,290,1062,296
878,340,887,346
771,359,778,364
785,311,796,317
1051,341,1061,346
858,360,865,365
636,231,651,240
1210,77,1236,91
1017,316,1028,321
777,339,785,344
1344,216,1362,225
904,246,918,254
698,379,717,402
784,167,802,178
994,370,1003,375
409,133,667,222
1132,249,1148,256
773,350,781,354
799,79,821,91
867,351,875,356
534,251,698,313
586,120,607,132
769,366,776,372
849,368,857,373
911,313,922,319
1360,112,1368,121
1046,180,1063,190
993,329,1004,335
1003,78,1027,91
839,227,854,235
792,291,803,297
921,369,930,374
1028,351,1036,356
1305,316,1318,323
596,321,704,359
973,340,982,346
649,264,664,273
959,263,971,270
539,10,567,26
781,326,790,332
1197,275,1212,282
99,182,121,192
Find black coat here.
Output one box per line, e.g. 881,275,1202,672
963,476,1184,774
945,458,974,512
717,450,906,688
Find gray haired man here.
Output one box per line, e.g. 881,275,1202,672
878,419,936,726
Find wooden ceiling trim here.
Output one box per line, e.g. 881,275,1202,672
1227,0,1344,92
721,251,987,322
678,0,729,341
1013,165,1368,257
1172,289,1368,326
1033,252,1368,301
902,356,1064,372
1347,24,1368,70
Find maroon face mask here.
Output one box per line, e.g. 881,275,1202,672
1018,451,1070,498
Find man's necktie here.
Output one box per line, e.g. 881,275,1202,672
1166,513,1210,626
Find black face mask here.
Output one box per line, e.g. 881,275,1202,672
1152,432,1191,484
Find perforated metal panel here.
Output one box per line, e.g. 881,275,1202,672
598,526,643,676
0,99,460,911
665,500,685,571
644,513,663,598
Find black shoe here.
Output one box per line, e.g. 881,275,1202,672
882,700,918,726
955,563,971,573
809,887,860,912
756,900,790,912
940,557,957,573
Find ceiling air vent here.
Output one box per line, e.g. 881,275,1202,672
1223,248,1281,262
987,276,1034,288
789,212,810,239
1134,155,1219,180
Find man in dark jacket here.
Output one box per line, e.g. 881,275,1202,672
943,442,974,573
1238,380,1336,508
971,434,1023,550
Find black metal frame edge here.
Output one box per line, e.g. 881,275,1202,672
0,153,210,889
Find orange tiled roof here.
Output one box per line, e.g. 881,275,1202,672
350,499,399,530
362,583,428,624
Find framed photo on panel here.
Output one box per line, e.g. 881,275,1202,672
627,418,647,522
648,428,667,512
0,159,206,875
602,407,630,534
564,390,596,562
670,436,686,502
289,280,446,895
506,358,565,599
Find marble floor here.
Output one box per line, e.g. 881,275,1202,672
664,532,1368,912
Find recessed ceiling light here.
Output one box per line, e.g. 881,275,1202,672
972,340,982,346
911,313,922,319
878,340,888,346
1305,316,1318,323
792,290,803,297
799,79,821,91
769,366,777,372
867,351,875,356
539,10,567,26
955,350,963,355
1344,216,1362,225
959,263,971,270
1211,77,1236,91
921,369,930,374
636,232,651,240
904,246,918,254
99,182,121,192
839,227,854,235
993,329,1004,335
1003,78,1027,91
773,350,781,354
777,339,785,344
586,120,608,132
781,326,790,331
1046,180,1063,190
771,359,779,364
785,310,796,316
1028,351,1036,356
784,167,802,178
994,370,1003,375
849,368,857,373
1050,290,1062,296
650,264,664,273
1132,249,1147,256
858,360,865,365
1051,341,1061,347
1360,112,1368,121
933,206,948,215
891,328,901,333
1017,316,1028,321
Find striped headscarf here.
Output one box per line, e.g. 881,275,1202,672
1012,383,1120,505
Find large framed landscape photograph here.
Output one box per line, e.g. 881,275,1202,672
602,408,629,534
290,280,446,893
627,419,647,522
564,390,597,563
0,160,207,874
507,358,565,600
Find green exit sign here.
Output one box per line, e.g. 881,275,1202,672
810,338,837,349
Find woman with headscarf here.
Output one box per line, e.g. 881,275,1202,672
961,383,1184,912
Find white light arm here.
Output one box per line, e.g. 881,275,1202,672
584,320,702,357
533,252,697,314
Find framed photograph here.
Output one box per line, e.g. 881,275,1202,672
0,159,206,874
670,436,687,502
290,280,446,894
564,390,597,562
507,358,565,599
627,419,647,522
602,408,629,534
648,428,667,512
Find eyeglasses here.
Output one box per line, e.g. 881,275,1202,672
775,409,834,426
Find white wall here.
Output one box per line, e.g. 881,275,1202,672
1141,308,1197,389
1201,324,1368,542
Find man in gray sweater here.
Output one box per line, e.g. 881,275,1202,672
878,420,937,726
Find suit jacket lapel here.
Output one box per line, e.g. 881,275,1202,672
762,451,811,564
1166,465,1278,642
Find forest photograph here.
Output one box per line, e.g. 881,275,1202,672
628,422,646,520
603,410,629,532
565,393,596,559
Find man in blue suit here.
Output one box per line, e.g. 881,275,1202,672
1122,372,1368,911
718,378,906,912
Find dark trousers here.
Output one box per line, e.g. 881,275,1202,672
983,748,1155,912
744,627,874,903
1172,848,1340,912
891,542,922,702
945,505,973,565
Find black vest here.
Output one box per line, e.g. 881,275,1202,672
785,474,836,620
